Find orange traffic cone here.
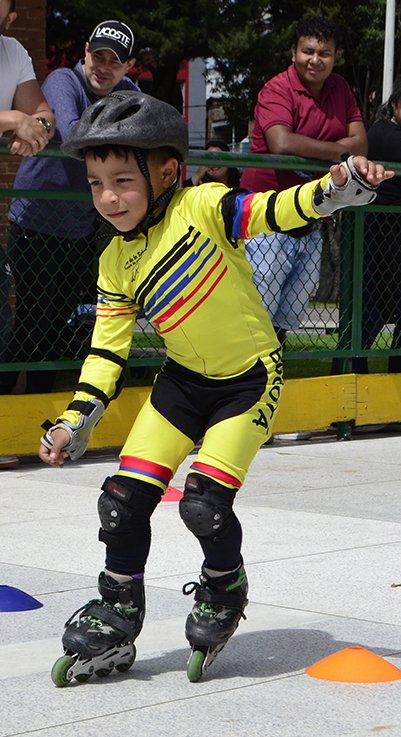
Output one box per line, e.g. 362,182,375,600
162,485,183,502
305,646,401,683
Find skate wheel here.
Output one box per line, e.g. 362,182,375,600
95,666,113,678
75,673,92,683
187,649,206,683
115,651,136,673
51,655,75,688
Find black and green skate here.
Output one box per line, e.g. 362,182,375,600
51,572,145,687
183,561,248,682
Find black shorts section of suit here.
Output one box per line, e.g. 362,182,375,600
150,358,268,443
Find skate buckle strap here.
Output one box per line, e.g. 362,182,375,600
65,599,137,636
182,581,247,615
182,581,198,596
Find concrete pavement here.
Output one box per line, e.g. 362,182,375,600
2,432,401,736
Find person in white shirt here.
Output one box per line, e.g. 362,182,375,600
0,0,54,470
0,0,54,156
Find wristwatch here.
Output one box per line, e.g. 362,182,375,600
36,117,52,134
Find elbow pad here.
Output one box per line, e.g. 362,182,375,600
313,156,377,216
40,399,104,461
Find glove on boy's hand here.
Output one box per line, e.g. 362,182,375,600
313,155,378,216
41,399,104,461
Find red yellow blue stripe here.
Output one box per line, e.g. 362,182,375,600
96,303,138,318
118,455,172,485
232,192,255,240
190,461,242,488
156,264,227,334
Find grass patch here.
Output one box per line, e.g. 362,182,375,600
283,330,393,378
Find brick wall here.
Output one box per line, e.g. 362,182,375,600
0,0,47,243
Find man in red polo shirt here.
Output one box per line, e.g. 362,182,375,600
241,16,367,346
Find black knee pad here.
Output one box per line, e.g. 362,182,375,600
179,473,237,541
98,475,162,548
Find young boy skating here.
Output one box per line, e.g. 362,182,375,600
39,90,392,685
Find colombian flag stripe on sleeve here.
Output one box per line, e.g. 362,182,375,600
232,193,255,240
96,305,137,317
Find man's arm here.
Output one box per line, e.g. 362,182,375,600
41,70,86,141
0,79,54,156
265,120,368,161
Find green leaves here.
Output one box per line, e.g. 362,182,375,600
47,0,400,130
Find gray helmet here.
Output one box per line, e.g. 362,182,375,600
61,90,188,161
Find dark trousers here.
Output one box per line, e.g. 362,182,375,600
333,211,401,374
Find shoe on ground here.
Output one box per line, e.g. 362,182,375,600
0,456,19,469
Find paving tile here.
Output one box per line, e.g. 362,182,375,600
2,437,401,737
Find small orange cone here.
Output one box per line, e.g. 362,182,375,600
305,646,401,683
162,485,183,502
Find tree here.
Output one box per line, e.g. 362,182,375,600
47,0,401,132
46,0,272,112
212,0,401,129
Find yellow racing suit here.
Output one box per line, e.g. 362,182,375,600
59,176,329,489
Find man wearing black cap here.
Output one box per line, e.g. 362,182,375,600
85,20,136,97
2,20,139,395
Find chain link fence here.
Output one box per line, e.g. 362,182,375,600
0,144,400,386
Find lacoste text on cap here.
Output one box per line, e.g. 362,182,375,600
88,20,135,63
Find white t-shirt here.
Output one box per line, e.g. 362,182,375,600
0,35,36,109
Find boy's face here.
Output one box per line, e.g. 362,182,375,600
86,149,177,233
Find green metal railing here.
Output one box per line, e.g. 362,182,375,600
1,141,400,376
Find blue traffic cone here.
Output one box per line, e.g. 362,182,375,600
0,585,43,612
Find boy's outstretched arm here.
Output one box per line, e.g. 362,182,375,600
222,156,395,244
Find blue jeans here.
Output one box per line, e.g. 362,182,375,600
245,226,323,330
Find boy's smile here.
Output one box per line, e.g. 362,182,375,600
87,151,150,232
86,149,179,233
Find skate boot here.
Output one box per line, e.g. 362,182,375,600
51,571,145,687
183,560,248,682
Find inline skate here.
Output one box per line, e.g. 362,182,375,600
183,560,248,682
51,572,145,687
